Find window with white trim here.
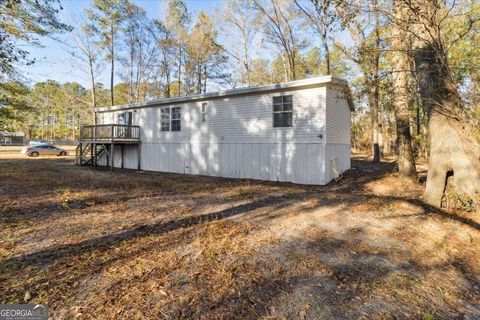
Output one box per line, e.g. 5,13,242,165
161,108,170,131
160,107,181,131
171,107,181,131
201,103,207,122
273,95,293,127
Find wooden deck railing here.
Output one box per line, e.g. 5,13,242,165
80,124,140,141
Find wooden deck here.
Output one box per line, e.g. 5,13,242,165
79,124,141,143
76,124,141,170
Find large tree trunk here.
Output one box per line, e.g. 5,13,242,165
392,0,417,179
423,114,480,207
410,1,480,207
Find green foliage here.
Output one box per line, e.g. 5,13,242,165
166,0,191,32
0,0,71,75
248,58,273,86
85,0,126,58
185,11,228,94
0,82,31,131
25,80,92,140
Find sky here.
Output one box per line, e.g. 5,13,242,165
21,0,220,88
21,0,348,89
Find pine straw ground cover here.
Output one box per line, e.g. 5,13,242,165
0,154,479,319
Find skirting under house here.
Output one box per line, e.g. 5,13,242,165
76,76,354,185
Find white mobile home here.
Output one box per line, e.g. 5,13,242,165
77,76,354,185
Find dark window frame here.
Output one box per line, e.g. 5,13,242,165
201,102,207,122
160,107,181,132
160,108,170,131
273,95,293,128
171,107,181,131
118,111,133,125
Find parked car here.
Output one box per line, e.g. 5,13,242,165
21,145,68,157
29,140,54,147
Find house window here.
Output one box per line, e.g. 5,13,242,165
118,111,132,125
161,108,170,131
161,107,181,131
201,103,207,122
171,107,181,131
273,95,293,127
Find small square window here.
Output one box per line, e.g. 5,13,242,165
273,95,293,128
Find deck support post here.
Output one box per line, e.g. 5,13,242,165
94,143,97,168
121,144,124,169
90,143,93,167
106,146,109,168
138,143,141,170
111,143,114,171
79,142,83,166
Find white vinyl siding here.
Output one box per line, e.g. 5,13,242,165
96,83,351,185
324,86,352,182
325,87,351,144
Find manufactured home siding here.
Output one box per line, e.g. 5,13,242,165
325,87,351,144
101,86,326,144
97,86,328,184
95,79,352,185
325,87,351,182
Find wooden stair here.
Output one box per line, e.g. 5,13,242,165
75,143,107,166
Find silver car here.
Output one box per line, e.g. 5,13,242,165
21,145,68,157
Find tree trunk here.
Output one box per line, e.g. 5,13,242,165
166,69,171,98
321,29,330,74
110,26,115,106
178,46,182,96
410,2,480,207
196,63,202,94
423,114,480,207
203,64,207,93
88,56,97,109
289,50,296,80
392,0,416,179
371,0,381,162
368,86,381,162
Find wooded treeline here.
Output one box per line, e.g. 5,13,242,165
0,0,479,208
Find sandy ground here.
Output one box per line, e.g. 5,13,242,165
0,150,479,319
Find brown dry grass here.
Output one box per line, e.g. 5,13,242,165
0,151,479,319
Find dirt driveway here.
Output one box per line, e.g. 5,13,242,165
0,153,479,319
